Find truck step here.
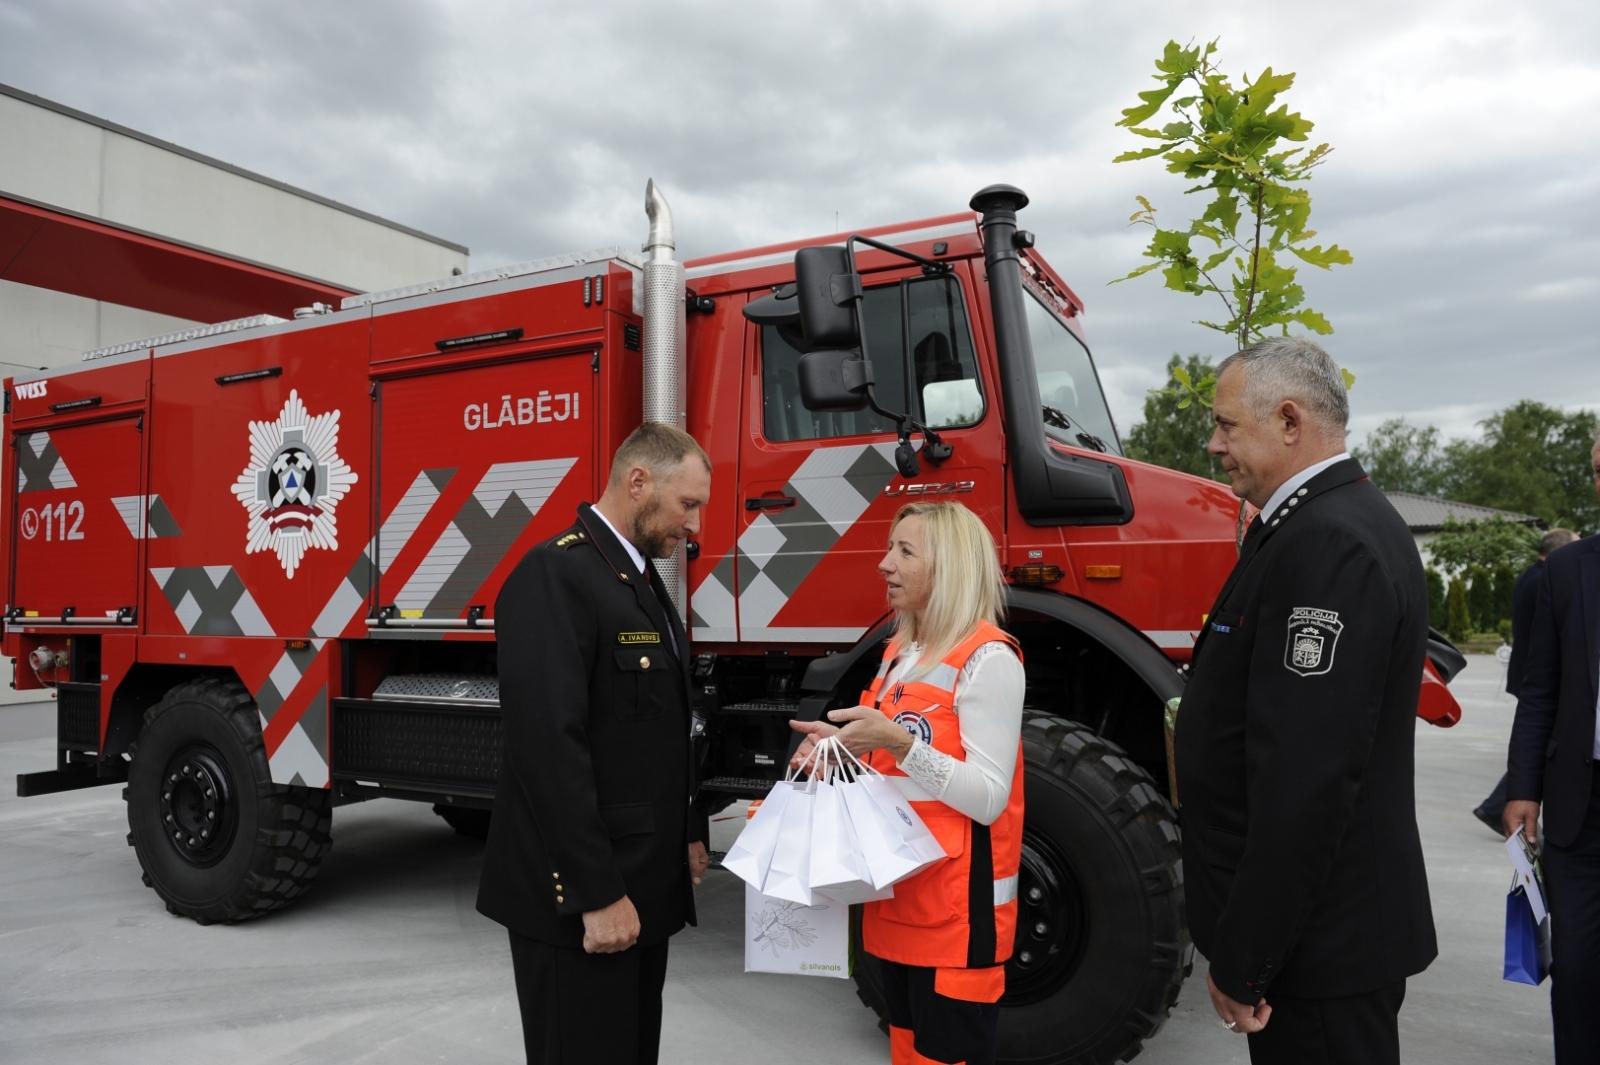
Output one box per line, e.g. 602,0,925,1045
699,776,780,797
718,699,803,716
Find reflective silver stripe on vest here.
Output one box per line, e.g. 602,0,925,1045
924,661,960,692
874,657,893,680
994,874,1019,906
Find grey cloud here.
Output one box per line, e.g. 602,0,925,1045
1,0,1596,443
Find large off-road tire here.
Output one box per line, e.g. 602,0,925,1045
124,677,332,924
433,804,492,839
853,718,1188,1064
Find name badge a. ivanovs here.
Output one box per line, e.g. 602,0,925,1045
617,631,661,645
1284,607,1342,676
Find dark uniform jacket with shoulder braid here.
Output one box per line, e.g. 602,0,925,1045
477,502,701,948
1175,458,1437,1004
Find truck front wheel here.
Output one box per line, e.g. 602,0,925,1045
124,677,332,924
853,719,1188,1064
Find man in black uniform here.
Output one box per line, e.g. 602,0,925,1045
1176,337,1436,1064
478,423,712,1065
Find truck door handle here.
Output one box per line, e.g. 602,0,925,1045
745,496,796,511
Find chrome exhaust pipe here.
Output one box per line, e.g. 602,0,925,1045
641,179,687,618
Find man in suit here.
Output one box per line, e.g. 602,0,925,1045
1505,433,1600,1062
478,423,712,1065
1474,527,1580,832
1176,336,1436,1064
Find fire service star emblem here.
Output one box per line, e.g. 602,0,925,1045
231,390,358,578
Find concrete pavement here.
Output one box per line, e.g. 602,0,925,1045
0,656,1556,1063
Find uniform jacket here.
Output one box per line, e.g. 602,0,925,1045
1506,560,1543,698
1175,458,1437,1004
477,502,700,948
1506,534,1600,848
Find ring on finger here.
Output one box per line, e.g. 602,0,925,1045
1222,1020,1238,1031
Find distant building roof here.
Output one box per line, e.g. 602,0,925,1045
1384,492,1546,534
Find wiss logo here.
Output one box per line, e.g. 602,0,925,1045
14,381,47,400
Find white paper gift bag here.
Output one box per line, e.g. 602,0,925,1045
808,771,894,905
760,778,819,904
720,777,794,891
836,752,946,890
744,882,850,979
857,773,946,864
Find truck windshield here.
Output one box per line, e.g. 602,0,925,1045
1024,292,1122,455
762,274,985,443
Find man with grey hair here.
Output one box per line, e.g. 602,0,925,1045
1177,336,1437,1064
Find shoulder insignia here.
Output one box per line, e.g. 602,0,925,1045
1284,607,1343,676
554,532,586,548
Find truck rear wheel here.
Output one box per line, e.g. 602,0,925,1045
852,718,1188,1064
124,677,332,924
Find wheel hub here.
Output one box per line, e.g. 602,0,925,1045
1004,830,1088,1005
158,746,236,867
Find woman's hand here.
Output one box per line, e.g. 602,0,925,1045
787,718,841,770
822,705,914,763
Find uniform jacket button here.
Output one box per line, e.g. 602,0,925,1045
640,656,651,669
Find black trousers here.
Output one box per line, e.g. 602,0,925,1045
507,931,669,1065
877,956,1000,1065
1245,980,1405,1065
1543,771,1600,1063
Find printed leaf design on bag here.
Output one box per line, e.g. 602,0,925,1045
750,900,823,956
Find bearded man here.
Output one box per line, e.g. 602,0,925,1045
478,422,713,1065
1175,337,1436,1065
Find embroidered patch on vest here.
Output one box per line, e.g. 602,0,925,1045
893,710,933,745
1284,606,1343,676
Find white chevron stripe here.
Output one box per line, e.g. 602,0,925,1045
473,457,578,518
394,522,472,611
379,471,444,573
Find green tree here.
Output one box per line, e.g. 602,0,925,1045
1426,515,1541,578
1113,39,1352,350
1445,577,1472,644
1466,564,1494,633
1491,562,1517,629
1441,401,1600,533
1125,355,1227,480
1424,567,1446,631
1352,418,1447,496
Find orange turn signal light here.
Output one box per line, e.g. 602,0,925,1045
1009,564,1064,585
1084,565,1122,580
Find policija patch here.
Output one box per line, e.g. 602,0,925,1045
1284,607,1343,676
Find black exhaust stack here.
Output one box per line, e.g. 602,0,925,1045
970,185,1133,526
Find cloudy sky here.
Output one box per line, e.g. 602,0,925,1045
1,0,1596,444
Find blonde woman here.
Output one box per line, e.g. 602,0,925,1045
791,501,1025,1065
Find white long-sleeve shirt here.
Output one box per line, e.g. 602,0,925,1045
879,641,1025,825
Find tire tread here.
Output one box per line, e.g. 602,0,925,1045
124,676,331,924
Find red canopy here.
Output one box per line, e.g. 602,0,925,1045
0,193,354,325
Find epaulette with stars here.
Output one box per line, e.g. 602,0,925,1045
553,531,587,549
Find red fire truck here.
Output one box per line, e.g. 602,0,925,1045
6,183,1462,1064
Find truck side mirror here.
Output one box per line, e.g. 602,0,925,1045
796,350,872,412
794,246,861,348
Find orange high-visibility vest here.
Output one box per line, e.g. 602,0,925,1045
860,621,1024,974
